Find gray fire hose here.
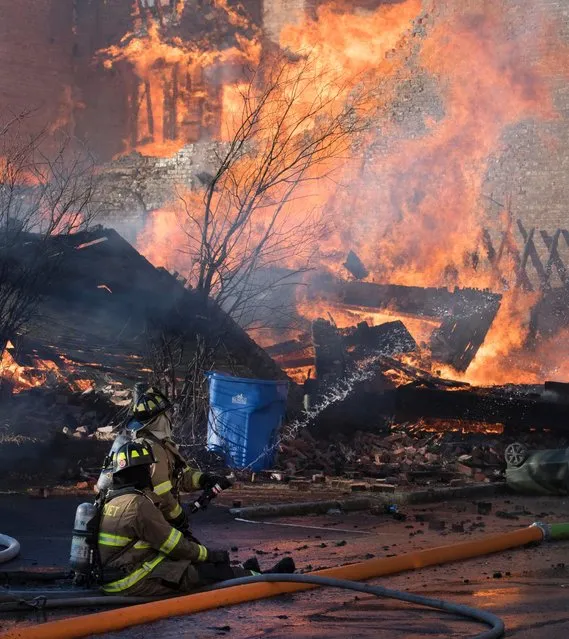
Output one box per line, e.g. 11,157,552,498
0,534,20,565
0,574,504,638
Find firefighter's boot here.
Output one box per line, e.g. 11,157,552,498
264,557,296,574
242,556,296,574
242,557,261,572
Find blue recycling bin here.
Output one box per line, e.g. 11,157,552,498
206,372,288,471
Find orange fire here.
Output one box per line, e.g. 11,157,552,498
0,349,94,394
126,1,568,386
404,418,504,435
1,350,38,392
100,2,260,157
295,296,440,347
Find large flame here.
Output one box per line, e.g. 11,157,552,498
122,1,567,386
0,348,94,394
99,1,260,157
319,5,555,287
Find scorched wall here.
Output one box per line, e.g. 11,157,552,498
0,0,74,134
1,0,568,255
483,0,569,232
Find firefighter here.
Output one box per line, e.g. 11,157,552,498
128,384,231,540
98,441,294,597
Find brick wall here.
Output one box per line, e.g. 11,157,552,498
1,0,567,268
262,0,307,43
0,0,74,134
482,0,569,274
364,0,569,279
0,0,133,159
439,0,569,280
73,0,136,161
98,142,229,242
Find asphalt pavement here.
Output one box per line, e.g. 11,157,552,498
2,493,569,637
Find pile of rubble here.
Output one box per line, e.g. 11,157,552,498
275,422,569,488
0,383,131,441
0,383,133,488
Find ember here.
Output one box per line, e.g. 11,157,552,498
0,349,94,394
275,420,510,486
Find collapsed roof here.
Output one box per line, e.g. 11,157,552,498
8,227,288,388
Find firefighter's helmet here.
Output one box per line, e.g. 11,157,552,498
130,385,171,424
111,441,156,474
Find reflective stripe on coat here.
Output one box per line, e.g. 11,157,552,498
98,491,208,595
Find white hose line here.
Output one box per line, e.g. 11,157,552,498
0,534,20,564
234,517,374,534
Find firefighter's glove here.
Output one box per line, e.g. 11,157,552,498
170,507,189,532
206,549,230,564
182,529,201,544
200,473,233,491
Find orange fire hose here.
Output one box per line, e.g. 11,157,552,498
1,525,544,639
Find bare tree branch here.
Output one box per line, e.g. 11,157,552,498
163,51,372,332
0,113,102,369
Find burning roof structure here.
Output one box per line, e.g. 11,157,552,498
1,228,287,395
1,0,569,465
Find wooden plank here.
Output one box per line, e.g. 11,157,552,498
130,77,140,147
481,228,508,287
394,383,569,433
343,321,416,355
279,356,314,369
517,220,547,289
541,230,568,286
265,337,312,357
516,224,535,290
481,228,496,263
332,280,502,371
171,64,179,140
495,196,514,266
312,319,346,383
491,200,531,290
343,251,369,280
144,79,154,138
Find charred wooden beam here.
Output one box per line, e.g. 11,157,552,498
517,220,548,290
144,79,154,138
430,291,501,371
171,64,179,140
526,287,569,341
481,228,508,288
481,228,496,263
276,321,417,374
336,280,453,316
130,78,140,148
336,280,500,319
332,280,501,371
163,66,175,141
343,251,369,280
343,320,416,355
541,229,568,286
544,381,569,397
278,356,314,369
489,205,532,290
153,0,165,26
312,319,346,384
393,383,569,433
265,337,312,357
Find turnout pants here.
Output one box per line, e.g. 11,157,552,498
106,559,251,597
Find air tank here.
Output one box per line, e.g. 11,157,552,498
69,502,97,575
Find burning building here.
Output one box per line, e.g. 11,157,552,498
1,0,569,440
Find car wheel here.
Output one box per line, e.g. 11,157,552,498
505,442,529,468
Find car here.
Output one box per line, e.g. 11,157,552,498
505,442,569,496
